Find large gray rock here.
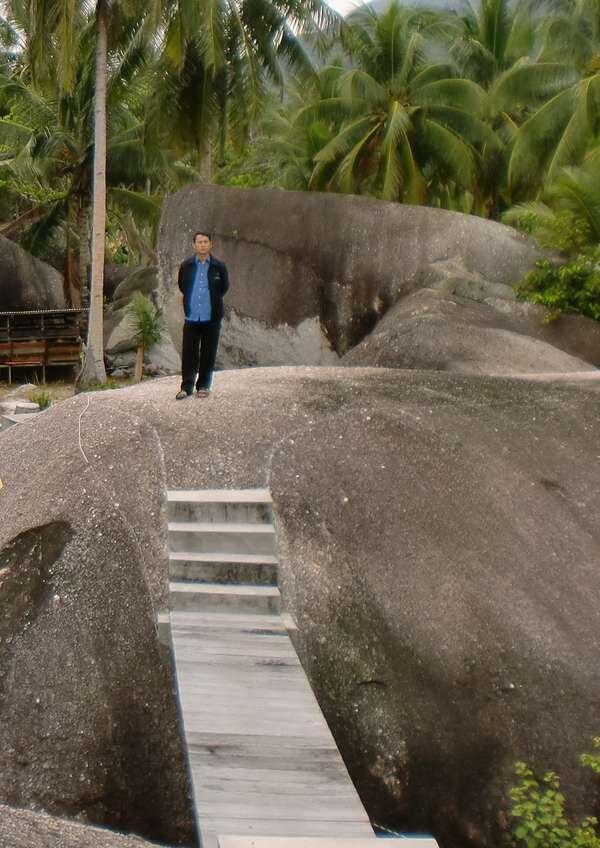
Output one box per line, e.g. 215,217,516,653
157,185,544,364
111,267,159,313
0,369,598,848
342,288,596,373
104,264,134,302
0,235,65,311
105,335,181,377
104,267,180,376
0,804,171,848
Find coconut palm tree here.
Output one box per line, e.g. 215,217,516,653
504,147,600,247
0,12,182,300
286,2,499,205
438,0,583,210
23,0,337,385
147,0,339,170
506,62,600,196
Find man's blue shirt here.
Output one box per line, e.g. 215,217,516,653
185,256,212,322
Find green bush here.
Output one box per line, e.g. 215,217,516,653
126,291,165,382
510,739,600,848
27,388,51,409
515,255,600,322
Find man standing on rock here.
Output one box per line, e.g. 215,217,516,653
175,231,229,400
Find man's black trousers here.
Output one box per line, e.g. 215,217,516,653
181,320,221,394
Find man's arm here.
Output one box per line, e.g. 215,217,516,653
177,263,185,293
220,262,229,296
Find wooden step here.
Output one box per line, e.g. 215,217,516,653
168,523,277,556
169,552,278,585
169,500,273,525
167,489,272,503
169,522,276,534
169,582,282,614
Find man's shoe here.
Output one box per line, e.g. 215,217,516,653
196,389,210,398
175,390,191,400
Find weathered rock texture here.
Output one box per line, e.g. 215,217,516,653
0,804,171,848
157,185,545,366
104,266,180,376
0,369,598,848
342,288,595,373
0,235,65,311
0,405,195,845
431,263,600,366
110,267,160,313
104,264,134,303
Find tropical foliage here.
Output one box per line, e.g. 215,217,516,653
504,154,600,318
1,0,599,354
0,0,337,383
510,740,600,848
126,291,165,382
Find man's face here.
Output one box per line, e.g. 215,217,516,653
194,234,212,257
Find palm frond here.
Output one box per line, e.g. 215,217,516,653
425,104,501,149
380,99,412,199
490,60,579,112
420,118,476,188
333,122,380,193
413,77,487,116
508,86,577,190
294,96,368,128
0,117,33,145
109,186,162,225
548,160,600,238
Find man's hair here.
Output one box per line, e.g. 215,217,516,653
193,230,212,242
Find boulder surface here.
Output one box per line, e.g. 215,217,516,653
157,185,544,365
0,368,598,848
0,235,65,311
104,265,180,376
0,804,171,848
341,288,595,373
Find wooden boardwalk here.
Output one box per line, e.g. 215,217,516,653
171,610,373,848
164,489,439,848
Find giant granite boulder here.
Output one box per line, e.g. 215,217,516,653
0,235,65,311
157,185,545,367
342,288,597,372
0,369,598,848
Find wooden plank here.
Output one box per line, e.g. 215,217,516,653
170,610,374,843
169,521,276,534
200,818,373,837
167,489,272,503
218,839,440,848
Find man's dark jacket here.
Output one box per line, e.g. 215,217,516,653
177,255,229,322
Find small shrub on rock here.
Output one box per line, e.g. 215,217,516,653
510,739,600,848
27,389,51,409
126,292,165,382
515,255,600,322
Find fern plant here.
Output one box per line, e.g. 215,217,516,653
126,291,165,382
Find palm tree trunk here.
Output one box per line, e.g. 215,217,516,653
78,0,108,387
77,196,90,306
135,345,144,383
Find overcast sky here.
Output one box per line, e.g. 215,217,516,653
327,0,367,13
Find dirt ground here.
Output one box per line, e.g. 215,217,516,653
0,376,138,403
0,381,75,403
